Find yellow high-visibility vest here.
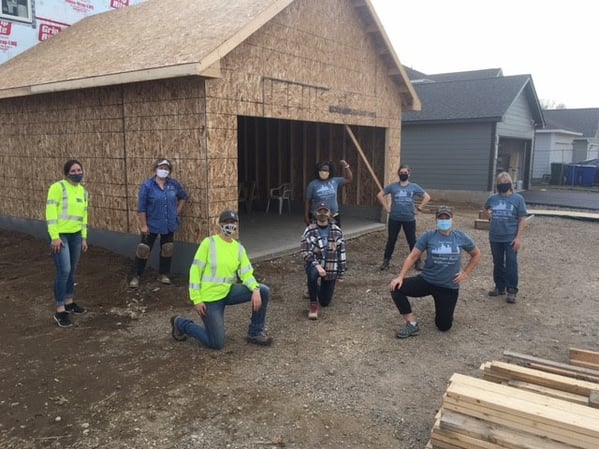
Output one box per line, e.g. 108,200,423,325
189,235,259,304
46,180,88,240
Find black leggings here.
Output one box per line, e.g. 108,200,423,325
391,276,459,331
133,232,174,276
384,219,416,261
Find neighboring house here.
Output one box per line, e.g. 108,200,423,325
0,0,144,64
533,108,599,183
0,0,419,271
401,68,544,201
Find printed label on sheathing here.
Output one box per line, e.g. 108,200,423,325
110,0,130,8
0,21,12,36
0,38,17,51
38,23,63,41
65,0,95,14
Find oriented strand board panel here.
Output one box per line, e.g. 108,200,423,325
0,77,211,242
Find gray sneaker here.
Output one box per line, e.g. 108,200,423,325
488,287,505,297
506,289,517,303
396,322,420,339
170,316,187,341
379,260,390,271
247,332,273,346
157,274,171,285
129,276,139,289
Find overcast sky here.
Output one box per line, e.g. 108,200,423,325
369,0,598,109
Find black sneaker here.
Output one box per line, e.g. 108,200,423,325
379,260,390,271
170,316,187,341
246,332,273,346
65,302,87,314
54,311,73,328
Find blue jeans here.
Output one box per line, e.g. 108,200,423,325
177,284,270,350
50,232,82,307
490,241,519,292
305,265,336,306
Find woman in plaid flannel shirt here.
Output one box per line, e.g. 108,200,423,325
300,202,346,320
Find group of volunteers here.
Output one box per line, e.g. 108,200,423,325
46,158,527,348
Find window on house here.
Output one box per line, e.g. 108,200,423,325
1,0,32,23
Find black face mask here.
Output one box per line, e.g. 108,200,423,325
399,174,409,182
497,183,511,193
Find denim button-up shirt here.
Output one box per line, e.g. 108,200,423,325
138,177,188,234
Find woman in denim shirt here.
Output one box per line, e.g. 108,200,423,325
129,158,187,288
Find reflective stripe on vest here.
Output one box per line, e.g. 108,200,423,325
57,181,86,222
198,237,240,284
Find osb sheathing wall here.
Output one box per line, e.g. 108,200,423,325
205,0,403,211
0,76,209,242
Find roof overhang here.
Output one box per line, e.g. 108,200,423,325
0,61,222,99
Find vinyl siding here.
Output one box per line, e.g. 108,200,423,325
401,122,494,191
497,93,536,139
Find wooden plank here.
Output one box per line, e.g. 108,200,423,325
450,373,599,422
506,380,589,405
474,219,490,230
444,374,599,447
438,410,576,449
483,361,599,397
527,209,599,222
442,397,596,449
344,125,383,192
570,348,599,370
504,351,599,381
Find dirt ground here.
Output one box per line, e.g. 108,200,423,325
1,205,598,449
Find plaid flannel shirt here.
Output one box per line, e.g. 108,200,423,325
300,222,346,280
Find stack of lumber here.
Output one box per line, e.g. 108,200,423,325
474,210,489,230
426,348,599,448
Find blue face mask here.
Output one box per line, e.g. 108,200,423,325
68,173,84,183
437,219,452,231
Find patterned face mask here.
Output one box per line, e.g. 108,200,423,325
220,223,237,236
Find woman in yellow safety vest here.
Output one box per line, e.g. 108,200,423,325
46,160,89,328
169,210,273,349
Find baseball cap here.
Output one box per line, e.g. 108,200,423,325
316,202,330,211
218,210,239,222
435,206,453,218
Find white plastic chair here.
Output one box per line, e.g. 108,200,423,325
265,182,292,215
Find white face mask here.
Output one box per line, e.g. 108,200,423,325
220,223,238,236
156,169,170,179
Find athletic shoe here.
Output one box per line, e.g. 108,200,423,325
396,322,420,339
246,332,273,346
157,274,171,285
488,287,506,297
65,302,87,314
308,303,319,320
506,289,517,304
129,276,139,288
379,260,390,271
170,316,187,341
54,311,73,328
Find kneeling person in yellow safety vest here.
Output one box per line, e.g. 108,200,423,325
170,210,273,349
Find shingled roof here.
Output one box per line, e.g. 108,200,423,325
542,108,599,138
0,0,419,109
402,74,544,125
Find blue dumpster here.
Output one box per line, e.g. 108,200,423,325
566,164,596,186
